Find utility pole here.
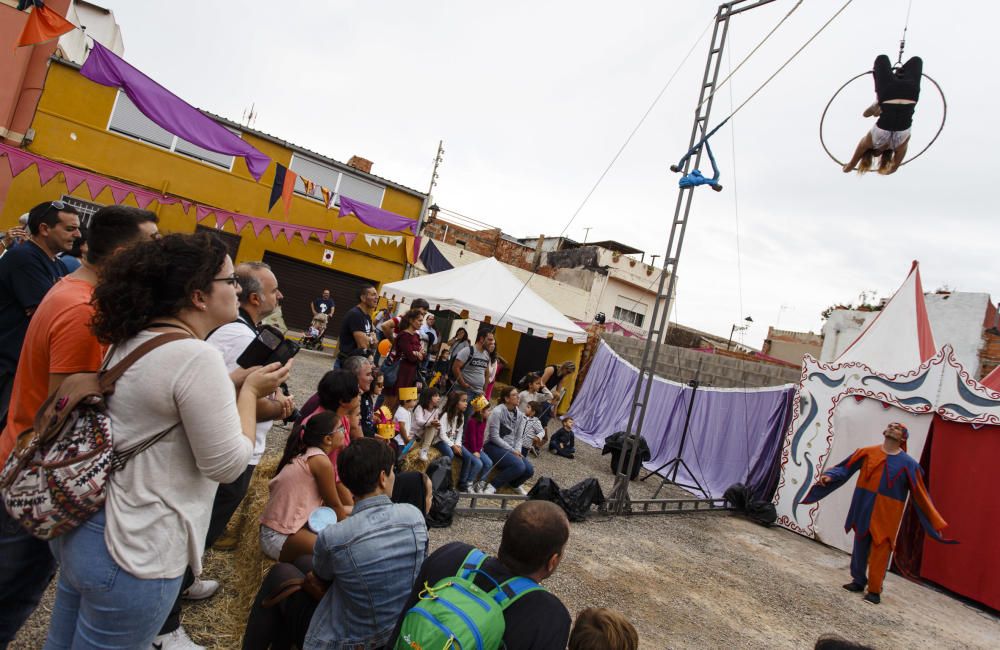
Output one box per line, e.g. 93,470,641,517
582,227,592,243
609,0,778,513
405,140,444,279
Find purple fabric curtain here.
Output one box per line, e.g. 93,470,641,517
338,195,418,234
80,42,271,181
567,343,795,500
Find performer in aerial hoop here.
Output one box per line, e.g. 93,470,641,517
842,54,922,175
800,422,955,604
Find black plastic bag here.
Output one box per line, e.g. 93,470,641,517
723,482,776,526
527,477,605,522
601,431,650,480
425,456,453,492
425,456,458,528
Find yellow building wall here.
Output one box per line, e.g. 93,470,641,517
0,62,423,286
486,323,581,414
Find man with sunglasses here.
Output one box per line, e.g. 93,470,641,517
0,200,80,424
801,421,955,604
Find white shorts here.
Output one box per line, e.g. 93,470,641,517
870,125,910,152
259,524,289,560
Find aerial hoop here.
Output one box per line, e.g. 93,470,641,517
819,70,946,168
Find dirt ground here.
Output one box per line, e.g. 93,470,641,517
10,349,999,649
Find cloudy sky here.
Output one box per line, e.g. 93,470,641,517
103,1,992,348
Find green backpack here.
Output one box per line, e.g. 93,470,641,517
394,548,543,650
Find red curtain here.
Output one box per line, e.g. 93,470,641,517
919,416,1000,611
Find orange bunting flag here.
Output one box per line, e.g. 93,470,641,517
301,177,316,196
320,186,334,208
16,5,76,48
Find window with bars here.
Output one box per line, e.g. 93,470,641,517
613,302,646,328
108,92,237,170
60,196,103,228
288,153,385,208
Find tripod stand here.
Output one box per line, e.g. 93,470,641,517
644,357,709,499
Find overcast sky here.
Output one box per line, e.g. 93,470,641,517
102,1,994,348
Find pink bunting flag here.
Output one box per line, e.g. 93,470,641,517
251,217,269,237
327,230,341,245
180,200,192,214
231,214,251,234
195,205,215,222
62,169,87,194
214,212,230,229
110,185,130,204
3,150,34,178
35,160,62,185
294,227,311,245
342,232,358,248
85,178,109,200
266,222,284,240
134,191,156,209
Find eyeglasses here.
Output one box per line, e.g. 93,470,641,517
213,275,239,287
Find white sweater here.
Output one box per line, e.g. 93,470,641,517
104,333,252,579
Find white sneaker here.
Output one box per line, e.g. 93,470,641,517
481,484,496,495
515,485,529,496
419,449,428,461
181,577,219,601
151,626,205,650
471,482,481,494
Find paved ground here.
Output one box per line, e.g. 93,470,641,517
10,348,999,649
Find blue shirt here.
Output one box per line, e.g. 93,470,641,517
305,494,428,650
0,240,68,374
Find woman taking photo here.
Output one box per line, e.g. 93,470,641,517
44,233,289,649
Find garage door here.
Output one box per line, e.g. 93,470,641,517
261,251,376,333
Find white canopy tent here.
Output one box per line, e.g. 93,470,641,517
381,257,586,343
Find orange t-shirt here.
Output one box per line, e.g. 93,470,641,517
0,277,105,465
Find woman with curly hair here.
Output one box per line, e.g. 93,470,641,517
44,233,289,650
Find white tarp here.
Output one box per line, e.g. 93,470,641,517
381,257,587,343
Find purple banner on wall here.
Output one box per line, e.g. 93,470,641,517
80,42,271,181
567,342,795,500
337,195,418,234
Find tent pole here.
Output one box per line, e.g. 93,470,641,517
607,0,776,514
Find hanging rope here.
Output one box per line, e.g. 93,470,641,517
673,0,856,183
697,0,804,110
895,0,914,67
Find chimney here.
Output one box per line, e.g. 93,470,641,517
347,156,373,174
532,234,545,270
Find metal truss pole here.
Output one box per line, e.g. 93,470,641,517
608,0,777,514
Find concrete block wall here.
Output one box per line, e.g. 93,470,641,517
601,333,801,388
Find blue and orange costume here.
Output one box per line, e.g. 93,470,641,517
802,439,954,597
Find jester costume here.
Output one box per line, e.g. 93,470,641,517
801,444,954,597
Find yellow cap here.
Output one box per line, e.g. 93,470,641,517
470,395,489,413
376,423,395,439
398,386,418,401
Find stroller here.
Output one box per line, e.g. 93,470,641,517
300,314,327,351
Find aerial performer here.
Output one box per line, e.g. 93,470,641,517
800,422,955,605
670,136,723,192
842,54,922,175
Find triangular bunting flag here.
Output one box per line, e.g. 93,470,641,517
321,186,334,209
157,195,179,206
266,222,284,240
301,177,316,197
281,168,297,216
268,164,287,212
4,151,34,178
85,178,109,200
195,205,214,222
404,235,422,264
327,230,341,245
62,168,87,194
388,235,402,247
364,234,377,247
16,5,76,48
343,232,357,248
251,217,269,237
35,160,61,185
214,212,230,229
295,228,311,245
231,214,251,234
180,200,192,214
134,191,156,209
110,185,130,204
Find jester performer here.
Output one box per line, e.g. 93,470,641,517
801,422,955,604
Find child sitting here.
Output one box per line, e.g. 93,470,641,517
411,387,442,461
519,372,555,424
521,400,546,456
259,412,348,561
568,607,639,650
463,395,494,493
549,416,576,459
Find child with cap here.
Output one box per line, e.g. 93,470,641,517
394,386,420,455
462,394,494,493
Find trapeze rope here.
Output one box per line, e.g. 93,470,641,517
674,0,857,179
896,0,914,66
697,0,804,110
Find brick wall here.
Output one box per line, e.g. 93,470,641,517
421,220,500,257
980,330,1000,378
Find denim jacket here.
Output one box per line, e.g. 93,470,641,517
304,495,428,650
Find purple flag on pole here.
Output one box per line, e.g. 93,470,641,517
80,42,271,181
337,195,418,234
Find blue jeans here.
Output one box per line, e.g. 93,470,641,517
45,509,183,650
482,442,534,489
454,447,485,485
433,440,455,461
464,449,493,484
0,508,57,649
